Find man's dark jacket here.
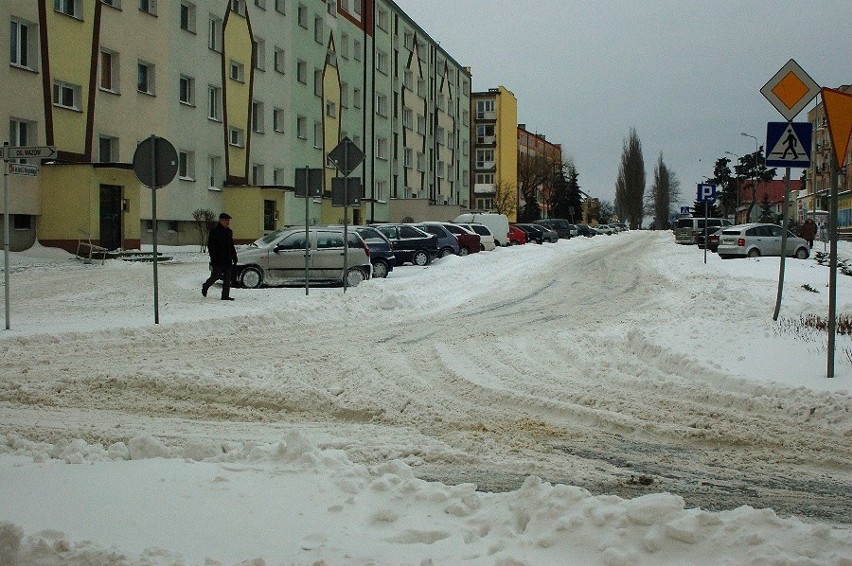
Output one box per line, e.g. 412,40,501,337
208,223,238,267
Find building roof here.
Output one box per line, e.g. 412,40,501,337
744,179,803,205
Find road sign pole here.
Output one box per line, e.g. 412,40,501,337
149,135,159,325
3,142,10,330
343,140,349,294
704,200,709,265
772,167,792,322
828,156,838,378
304,166,310,296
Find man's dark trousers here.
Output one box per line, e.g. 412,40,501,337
203,265,232,299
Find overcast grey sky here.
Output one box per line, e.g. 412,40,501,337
394,0,851,206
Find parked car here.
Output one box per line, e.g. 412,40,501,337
372,224,438,266
234,226,372,288
507,224,528,245
415,223,461,257
675,217,733,245
595,224,615,235
612,223,629,232
513,223,559,244
575,224,597,237
456,223,496,251
351,226,396,278
705,228,724,253
453,213,510,246
534,218,577,239
440,223,481,255
717,223,810,259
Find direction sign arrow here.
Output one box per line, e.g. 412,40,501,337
4,146,57,160
8,163,39,176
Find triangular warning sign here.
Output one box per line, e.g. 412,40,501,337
767,124,809,163
822,87,852,168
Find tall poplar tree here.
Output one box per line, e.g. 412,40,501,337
615,128,646,229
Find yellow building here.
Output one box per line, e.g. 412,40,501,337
470,86,518,221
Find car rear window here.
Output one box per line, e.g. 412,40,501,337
470,225,491,236
677,219,693,229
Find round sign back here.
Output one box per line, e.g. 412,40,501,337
132,136,179,189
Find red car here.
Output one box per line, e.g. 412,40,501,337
441,223,481,256
508,224,527,245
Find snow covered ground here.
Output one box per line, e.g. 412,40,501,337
1,232,850,565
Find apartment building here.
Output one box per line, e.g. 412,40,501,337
798,84,852,233
470,86,517,220
1,0,471,251
517,124,562,218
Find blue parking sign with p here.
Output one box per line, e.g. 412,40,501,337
697,183,717,203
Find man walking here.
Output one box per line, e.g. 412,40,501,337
202,213,238,301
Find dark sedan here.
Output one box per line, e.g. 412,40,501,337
372,224,439,266
352,226,396,278
513,223,558,244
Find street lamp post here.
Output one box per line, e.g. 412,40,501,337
741,133,759,222
725,151,741,220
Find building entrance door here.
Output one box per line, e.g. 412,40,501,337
99,185,123,250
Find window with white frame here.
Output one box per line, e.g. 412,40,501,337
313,122,323,149
402,107,413,129
403,31,414,51
403,148,412,168
251,101,264,133
54,0,81,18
230,0,245,15
228,127,244,147
99,49,119,92
376,92,388,117
403,70,413,90
375,50,388,74
475,173,494,185
179,75,195,105
137,61,155,94
139,0,156,15
253,38,265,70
476,99,495,118
180,2,196,32
376,8,388,31
178,150,195,180
476,148,494,168
296,60,307,83
447,131,455,148
53,81,81,110
340,33,349,58
297,3,307,27
208,15,223,51
229,60,244,82
208,155,221,188
9,119,34,163
462,79,469,96
273,47,285,73
375,137,388,159
252,163,264,185
313,68,322,96
207,85,221,120
462,109,469,126
296,115,307,139
314,16,323,43
273,107,285,132
375,180,387,201
10,19,37,69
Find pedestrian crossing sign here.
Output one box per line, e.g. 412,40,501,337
765,122,812,168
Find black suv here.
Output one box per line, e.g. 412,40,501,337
371,224,439,266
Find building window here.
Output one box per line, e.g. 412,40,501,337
376,8,388,31
251,164,264,185
273,168,285,185
462,79,470,96
179,75,195,105
229,60,244,82
99,49,119,92
10,19,37,69
375,180,387,201
180,2,196,32
403,148,412,168
375,137,388,160
178,150,195,180
251,101,264,133
230,0,245,14
9,119,33,163
253,0,266,10
353,87,361,109
296,60,307,83
53,81,81,110
12,215,32,231
297,3,307,28
340,33,349,59
137,61,155,94
54,0,81,18
296,115,307,139
207,85,221,121
403,31,414,51
476,149,495,168
273,107,285,132
462,110,469,126
313,122,323,149
353,39,361,61
375,50,388,75
340,82,349,107
273,47,285,73
436,127,445,145
314,68,322,97
417,79,426,98
228,127,244,147
375,93,388,117
208,156,221,189
416,115,425,135
476,99,495,118
97,135,118,162
253,38,265,70
314,16,323,44
275,0,285,14
139,0,156,15
101,0,122,8
208,16,222,51
327,0,336,15
402,107,413,129
403,70,413,90
326,100,336,118
417,152,425,172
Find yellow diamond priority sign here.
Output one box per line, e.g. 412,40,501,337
760,59,820,121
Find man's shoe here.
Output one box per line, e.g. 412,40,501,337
202,286,208,297
221,297,235,301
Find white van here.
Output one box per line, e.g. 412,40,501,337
453,213,510,246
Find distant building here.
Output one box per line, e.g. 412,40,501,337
738,179,803,224
517,124,562,219
470,86,517,219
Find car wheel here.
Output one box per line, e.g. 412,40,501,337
480,243,485,251
795,247,809,260
439,247,454,258
372,260,389,278
747,248,761,258
458,247,470,256
345,268,366,287
238,266,263,289
412,250,430,266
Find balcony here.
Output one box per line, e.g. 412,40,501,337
476,111,496,120
475,161,495,170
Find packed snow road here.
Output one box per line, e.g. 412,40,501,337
1,232,850,524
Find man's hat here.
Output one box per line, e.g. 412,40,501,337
219,213,232,220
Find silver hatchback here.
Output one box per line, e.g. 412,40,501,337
717,223,810,259
235,227,372,288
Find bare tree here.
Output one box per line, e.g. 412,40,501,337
648,153,680,230
492,180,518,218
518,154,560,222
192,208,216,252
615,128,646,229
